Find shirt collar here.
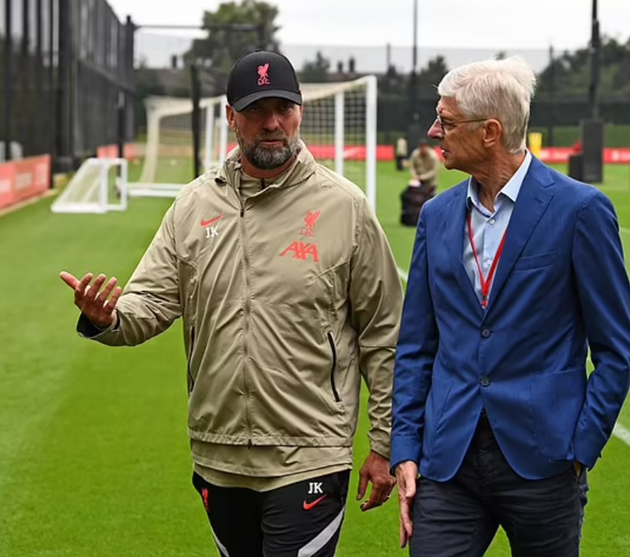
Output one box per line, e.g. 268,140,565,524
467,149,532,209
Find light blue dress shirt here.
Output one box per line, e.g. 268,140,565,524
464,150,533,306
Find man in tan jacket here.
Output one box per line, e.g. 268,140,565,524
60,50,403,557
408,138,440,189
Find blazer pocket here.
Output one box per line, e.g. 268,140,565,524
531,367,586,460
513,251,557,272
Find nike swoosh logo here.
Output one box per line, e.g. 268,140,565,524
303,495,327,511
201,215,223,227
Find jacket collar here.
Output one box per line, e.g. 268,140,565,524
448,156,556,318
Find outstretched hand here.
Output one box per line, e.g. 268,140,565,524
60,271,122,329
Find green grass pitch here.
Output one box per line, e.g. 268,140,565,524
1,160,630,556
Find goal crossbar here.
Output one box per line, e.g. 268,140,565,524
134,75,378,212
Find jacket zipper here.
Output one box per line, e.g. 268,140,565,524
327,332,341,403
237,183,253,444
187,326,196,393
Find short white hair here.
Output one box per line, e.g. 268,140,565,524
437,56,536,153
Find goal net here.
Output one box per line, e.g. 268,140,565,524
298,75,377,211
51,158,128,214
218,75,377,211
132,76,378,211
135,95,226,195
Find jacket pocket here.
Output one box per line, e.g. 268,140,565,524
187,326,196,393
531,367,586,460
513,251,557,272
327,332,341,403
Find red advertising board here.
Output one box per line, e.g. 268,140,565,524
224,144,630,164
0,155,51,211
96,143,140,160
540,147,630,164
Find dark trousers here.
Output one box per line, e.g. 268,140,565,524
410,413,587,557
192,470,350,557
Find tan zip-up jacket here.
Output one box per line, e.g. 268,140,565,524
87,144,403,460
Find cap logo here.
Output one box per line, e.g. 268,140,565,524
257,63,270,86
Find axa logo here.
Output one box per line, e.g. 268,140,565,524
301,210,321,237
280,241,319,262
258,63,270,86
201,214,223,239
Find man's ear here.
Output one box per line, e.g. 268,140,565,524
482,119,503,149
226,105,236,131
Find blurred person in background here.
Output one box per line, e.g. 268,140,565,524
400,139,439,227
392,56,630,557
408,138,440,190
396,136,409,171
60,50,402,557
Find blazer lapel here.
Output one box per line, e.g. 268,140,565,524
484,160,555,312
447,185,484,316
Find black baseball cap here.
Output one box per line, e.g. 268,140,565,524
227,50,302,112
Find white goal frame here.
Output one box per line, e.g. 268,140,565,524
299,75,377,211
51,157,128,214
134,75,378,212
136,95,226,190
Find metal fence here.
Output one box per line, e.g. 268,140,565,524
1,0,135,170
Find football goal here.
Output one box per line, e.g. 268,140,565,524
52,75,378,214
134,94,227,194
50,157,128,214
135,75,378,211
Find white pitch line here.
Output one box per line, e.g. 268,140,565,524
397,267,408,283
621,228,630,236
613,422,630,447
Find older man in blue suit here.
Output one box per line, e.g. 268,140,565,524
392,56,630,557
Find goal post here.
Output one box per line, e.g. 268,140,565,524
138,95,226,186
299,75,377,212
128,76,379,211
51,157,128,214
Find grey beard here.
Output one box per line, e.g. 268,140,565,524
240,135,301,170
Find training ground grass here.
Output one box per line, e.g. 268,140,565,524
1,161,630,555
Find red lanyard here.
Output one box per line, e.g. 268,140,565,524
467,213,508,309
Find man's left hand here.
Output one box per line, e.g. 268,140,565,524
356,451,396,512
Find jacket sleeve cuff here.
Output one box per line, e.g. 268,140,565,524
369,435,391,462
573,431,606,470
77,313,119,340
390,435,422,474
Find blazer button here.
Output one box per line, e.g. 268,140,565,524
481,329,491,338
480,376,490,387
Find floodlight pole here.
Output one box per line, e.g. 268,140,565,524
410,0,418,114
190,64,202,179
116,90,126,160
3,0,12,162
588,0,600,119
547,44,555,147
412,0,418,76
406,0,420,151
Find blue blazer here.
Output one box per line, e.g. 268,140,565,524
391,157,630,481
